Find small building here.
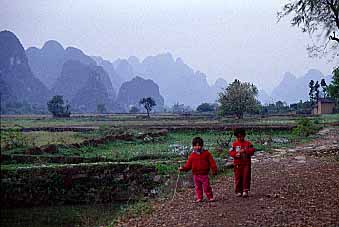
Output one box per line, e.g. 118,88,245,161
313,98,336,115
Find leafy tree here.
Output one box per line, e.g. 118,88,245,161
260,106,269,116
218,79,258,119
96,104,107,114
129,106,140,113
328,67,339,100
278,0,339,57
139,97,156,118
309,80,315,103
260,100,289,114
320,78,328,97
47,95,71,117
290,100,313,114
196,103,215,112
275,101,288,112
314,80,320,102
171,102,193,113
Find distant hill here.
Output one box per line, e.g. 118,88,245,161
114,59,135,82
116,76,164,112
0,30,50,112
91,56,123,94
258,89,273,105
210,78,228,102
26,40,96,89
10,31,322,111
271,69,332,104
52,60,115,112
112,53,220,107
71,69,113,113
0,77,18,112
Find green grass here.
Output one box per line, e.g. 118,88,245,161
1,128,310,171
1,163,36,171
0,130,99,153
56,130,298,161
2,113,325,170
104,201,153,227
2,113,338,128
316,113,339,123
3,113,337,129
23,131,93,146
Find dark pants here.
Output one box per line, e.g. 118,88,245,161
234,164,251,193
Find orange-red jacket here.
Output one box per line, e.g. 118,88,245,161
181,150,217,175
229,140,255,165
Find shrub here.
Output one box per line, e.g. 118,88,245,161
1,127,28,150
129,106,140,113
196,103,215,112
292,117,319,137
47,95,71,118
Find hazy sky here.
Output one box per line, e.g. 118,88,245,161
1,0,337,92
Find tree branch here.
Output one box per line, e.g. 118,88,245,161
330,31,339,42
327,0,339,30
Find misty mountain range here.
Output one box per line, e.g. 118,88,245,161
0,30,334,114
271,70,332,104
0,30,50,110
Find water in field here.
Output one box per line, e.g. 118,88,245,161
1,203,122,227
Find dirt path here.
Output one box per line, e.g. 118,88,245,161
117,127,339,227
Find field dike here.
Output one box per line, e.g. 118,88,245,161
1,129,169,162
1,162,167,208
1,158,230,208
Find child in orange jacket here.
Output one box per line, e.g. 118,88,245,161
179,137,218,202
229,128,255,198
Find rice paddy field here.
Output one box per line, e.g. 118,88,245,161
2,113,335,169
1,113,338,129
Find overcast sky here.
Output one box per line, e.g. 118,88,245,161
1,0,337,92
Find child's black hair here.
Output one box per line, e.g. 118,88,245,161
192,137,204,147
234,128,246,137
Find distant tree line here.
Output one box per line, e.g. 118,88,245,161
308,67,339,110
41,67,339,118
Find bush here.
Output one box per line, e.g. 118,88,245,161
47,95,71,117
1,127,28,150
129,106,140,113
292,117,319,137
196,103,215,112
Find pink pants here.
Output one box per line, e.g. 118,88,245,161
234,164,251,193
193,175,213,200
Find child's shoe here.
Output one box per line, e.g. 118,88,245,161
194,198,202,203
236,192,242,197
242,191,249,198
208,197,215,202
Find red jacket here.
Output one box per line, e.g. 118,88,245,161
181,150,217,175
229,140,255,165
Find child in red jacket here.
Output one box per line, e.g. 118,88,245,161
229,128,255,198
179,137,218,202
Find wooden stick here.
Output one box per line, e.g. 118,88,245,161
171,171,181,201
